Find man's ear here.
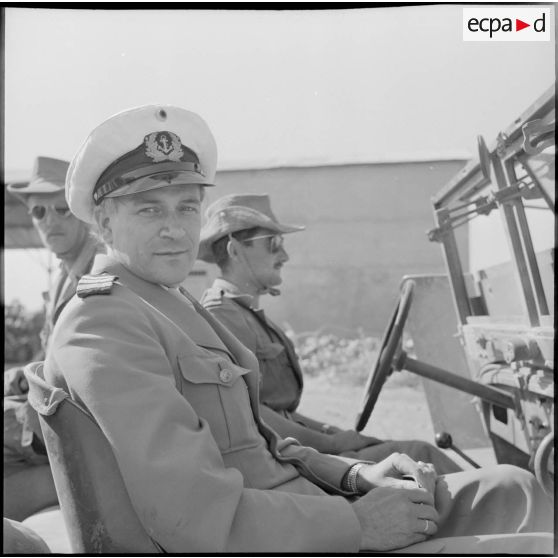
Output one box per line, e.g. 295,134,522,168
227,236,241,260
94,209,113,244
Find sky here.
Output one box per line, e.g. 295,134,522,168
3,5,556,310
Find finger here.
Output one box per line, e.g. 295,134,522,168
405,487,435,506
414,517,438,536
419,462,436,476
412,502,439,524
413,469,437,490
393,452,422,477
384,478,422,491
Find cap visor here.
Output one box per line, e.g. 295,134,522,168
106,170,215,199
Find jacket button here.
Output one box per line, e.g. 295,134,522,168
219,369,233,383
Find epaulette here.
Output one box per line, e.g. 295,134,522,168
200,288,225,308
76,274,119,298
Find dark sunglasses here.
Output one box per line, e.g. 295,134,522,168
28,205,71,220
243,234,285,254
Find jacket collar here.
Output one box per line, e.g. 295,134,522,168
90,256,260,376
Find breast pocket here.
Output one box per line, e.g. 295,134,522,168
255,341,298,407
177,351,259,452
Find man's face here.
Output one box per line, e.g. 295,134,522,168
27,192,87,258
239,230,289,288
102,184,202,287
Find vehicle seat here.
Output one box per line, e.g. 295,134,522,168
24,361,163,553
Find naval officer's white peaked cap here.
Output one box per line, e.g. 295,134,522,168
66,105,217,224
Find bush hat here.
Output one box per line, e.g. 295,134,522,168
198,193,305,263
66,105,217,224
7,157,69,202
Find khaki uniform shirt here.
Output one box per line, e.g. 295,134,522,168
201,278,303,415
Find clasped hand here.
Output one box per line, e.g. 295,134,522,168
357,452,437,496
352,453,439,551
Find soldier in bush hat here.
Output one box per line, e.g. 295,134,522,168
7,157,102,351
199,194,462,474
25,105,553,553
4,157,102,522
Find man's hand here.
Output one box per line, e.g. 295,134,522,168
352,485,439,551
357,453,437,497
4,367,29,396
330,430,383,454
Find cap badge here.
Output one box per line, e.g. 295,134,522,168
144,131,184,163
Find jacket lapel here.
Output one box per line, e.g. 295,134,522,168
181,288,263,416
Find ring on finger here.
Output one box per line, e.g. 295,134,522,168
423,519,430,534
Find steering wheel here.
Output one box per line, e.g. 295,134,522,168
533,431,554,497
355,280,415,432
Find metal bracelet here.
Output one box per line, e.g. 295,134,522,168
347,462,367,494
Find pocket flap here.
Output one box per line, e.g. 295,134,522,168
178,353,250,387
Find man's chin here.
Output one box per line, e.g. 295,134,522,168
158,266,190,288
48,242,72,257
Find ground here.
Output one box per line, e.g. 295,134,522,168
299,373,436,441
299,373,497,470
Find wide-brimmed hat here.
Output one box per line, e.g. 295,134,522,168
66,104,217,224
7,157,69,202
198,193,305,263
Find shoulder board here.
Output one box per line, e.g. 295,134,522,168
76,274,119,298
200,287,225,308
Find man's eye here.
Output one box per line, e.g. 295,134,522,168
138,207,160,215
179,205,199,214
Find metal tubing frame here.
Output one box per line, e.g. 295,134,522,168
490,154,540,326
503,158,550,316
433,206,473,325
402,354,516,411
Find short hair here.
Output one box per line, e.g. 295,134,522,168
212,227,272,271
92,197,124,245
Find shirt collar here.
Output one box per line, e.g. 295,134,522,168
212,277,257,310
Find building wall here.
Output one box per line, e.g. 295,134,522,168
189,160,469,337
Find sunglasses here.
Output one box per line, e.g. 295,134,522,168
28,205,72,220
243,234,285,254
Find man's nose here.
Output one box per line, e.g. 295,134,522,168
278,246,289,262
160,214,187,239
43,208,61,226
